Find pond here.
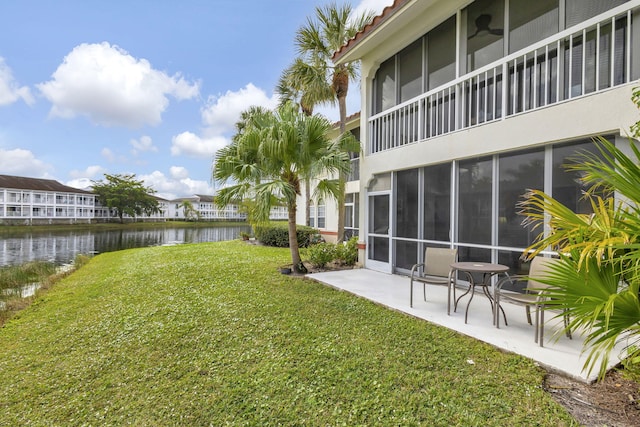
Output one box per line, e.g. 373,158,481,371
0,225,252,266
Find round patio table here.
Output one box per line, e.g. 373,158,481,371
447,262,509,323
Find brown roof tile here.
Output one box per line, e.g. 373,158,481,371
333,0,409,62
0,174,91,194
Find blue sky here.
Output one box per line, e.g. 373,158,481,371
0,0,388,199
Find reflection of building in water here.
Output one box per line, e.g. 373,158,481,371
0,225,251,266
1,174,289,225
0,232,95,266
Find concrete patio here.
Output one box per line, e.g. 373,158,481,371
307,268,629,383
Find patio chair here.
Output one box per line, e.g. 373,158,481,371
409,247,457,307
494,257,571,347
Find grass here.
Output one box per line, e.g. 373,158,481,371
0,240,577,425
0,261,58,291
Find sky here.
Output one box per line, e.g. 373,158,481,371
0,0,389,199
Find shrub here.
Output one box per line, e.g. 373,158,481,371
307,242,336,268
254,223,317,248
336,236,359,266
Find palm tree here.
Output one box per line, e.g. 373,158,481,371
295,2,374,241
213,102,352,273
519,136,640,379
276,57,334,226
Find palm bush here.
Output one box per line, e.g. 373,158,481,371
520,135,640,379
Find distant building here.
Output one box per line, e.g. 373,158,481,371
0,174,287,225
169,194,288,221
0,174,95,225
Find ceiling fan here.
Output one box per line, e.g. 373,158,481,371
468,14,504,39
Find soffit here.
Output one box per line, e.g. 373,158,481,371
334,0,471,65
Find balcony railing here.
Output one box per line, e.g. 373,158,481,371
368,2,638,155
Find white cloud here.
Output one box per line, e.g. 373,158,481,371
171,83,277,160
130,135,157,155
0,148,53,177
201,83,278,134
170,166,189,180
170,131,228,158
65,178,93,190
69,165,105,179
101,147,116,162
37,42,200,128
0,58,34,106
352,0,389,19
140,169,213,200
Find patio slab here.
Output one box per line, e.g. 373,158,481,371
307,268,629,383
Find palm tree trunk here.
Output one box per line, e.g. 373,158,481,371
287,198,303,272
336,90,348,242
305,178,311,226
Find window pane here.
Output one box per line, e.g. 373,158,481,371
374,58,396,113
395,240,418,270
565,0,628,28
509,0,558,54
369,236,389,262
497,250,526,292
458,157,492,244
428,16,456,89
345,205,353,228
396,169,419,238
399,39,423,102
424,163,451,241
466,0,505,72
498,149,544,247
552,138,610,214
369,194,389,234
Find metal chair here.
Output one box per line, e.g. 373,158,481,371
409,247,457,307
494,257,571,346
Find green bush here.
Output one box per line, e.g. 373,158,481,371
307,242,336,268
336,236,359,266
255,223,317,248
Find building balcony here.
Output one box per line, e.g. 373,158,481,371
368,2,639,155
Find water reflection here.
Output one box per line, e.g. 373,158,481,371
0,225,250,266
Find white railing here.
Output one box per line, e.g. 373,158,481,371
368,2,638,154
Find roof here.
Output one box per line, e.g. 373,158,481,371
332,111,361,128
0,174,92,194
333,0,409,62
194,194,215,203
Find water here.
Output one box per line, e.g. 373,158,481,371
0,225,251,266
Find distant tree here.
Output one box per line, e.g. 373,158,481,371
180,200,201,221
92,173,160,223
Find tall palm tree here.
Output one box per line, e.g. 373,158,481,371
276,57,334,226
295,2,374,241
213,102,352,273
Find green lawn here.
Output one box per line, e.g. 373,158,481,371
0,241,576,426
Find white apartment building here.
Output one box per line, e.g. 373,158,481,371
329,0,639,275
0,174,95,225
170,194,289,222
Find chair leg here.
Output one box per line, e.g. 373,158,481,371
423,283,426,302
525,305,532,325
410,279,414,307
537,305,545,347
